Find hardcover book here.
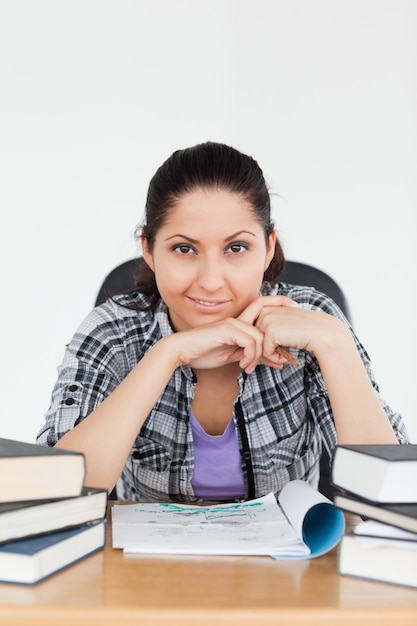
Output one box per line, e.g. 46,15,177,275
333,490,417,534
338,519,417,589
331,444,417,503
0,487,108,544
0,437,85,503
0,520,106,585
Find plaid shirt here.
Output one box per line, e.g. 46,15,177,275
36,282,409,501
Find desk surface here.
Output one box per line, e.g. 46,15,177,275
0,504,417,626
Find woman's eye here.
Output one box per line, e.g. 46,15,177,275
227,243,248,254
173,244,195,255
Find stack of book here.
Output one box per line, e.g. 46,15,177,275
331,444,417,589
0,437,108,585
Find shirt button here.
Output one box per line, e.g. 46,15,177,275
68,385,78,392
64,398,75,406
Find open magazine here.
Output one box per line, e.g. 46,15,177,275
111,480,345,559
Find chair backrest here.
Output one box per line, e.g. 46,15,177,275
96,257,352,500
95,258,141,307
96,258,352,323
279,260,352,323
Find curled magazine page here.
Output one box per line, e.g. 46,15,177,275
277,480,345,558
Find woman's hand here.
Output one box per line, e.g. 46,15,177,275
238,295,339,368
168,295,344,374
169,295,334,374
168,317,265,374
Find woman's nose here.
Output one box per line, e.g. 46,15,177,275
196,257,225,291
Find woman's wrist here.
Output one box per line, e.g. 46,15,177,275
308,315,353,363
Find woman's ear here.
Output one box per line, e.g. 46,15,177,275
264,230,276,271
141,231,155,272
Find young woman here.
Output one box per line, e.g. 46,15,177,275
36,142,409,502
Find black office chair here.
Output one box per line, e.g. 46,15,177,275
96,258,352,500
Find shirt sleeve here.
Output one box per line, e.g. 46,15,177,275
277,282,410,447
36,301,138,447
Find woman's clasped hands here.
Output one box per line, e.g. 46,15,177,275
172,295,324,375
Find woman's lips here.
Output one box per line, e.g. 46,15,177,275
188,297,230,313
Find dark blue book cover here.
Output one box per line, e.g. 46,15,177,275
0,520,106,584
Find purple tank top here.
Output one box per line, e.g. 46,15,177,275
189,409,245,501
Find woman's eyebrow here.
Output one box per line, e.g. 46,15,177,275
164,230,257,243
224,230,257,242
164,233,199,243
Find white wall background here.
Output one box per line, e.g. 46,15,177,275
0,0,416,443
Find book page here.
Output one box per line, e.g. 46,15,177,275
111,482,345,559
354,520,417,541
112,492,310,557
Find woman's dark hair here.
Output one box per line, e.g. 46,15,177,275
131,141,285,310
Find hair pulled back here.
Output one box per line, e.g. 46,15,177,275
132,142,285,310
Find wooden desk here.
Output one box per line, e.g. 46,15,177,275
0,504,417,625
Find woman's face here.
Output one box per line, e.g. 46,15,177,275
143,189,275,332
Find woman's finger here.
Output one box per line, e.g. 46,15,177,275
238,295,299,325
